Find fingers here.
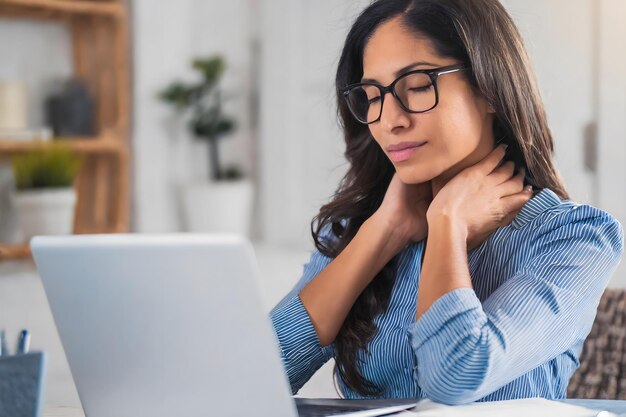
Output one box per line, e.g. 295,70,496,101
500,185,533,215
491,160,516,185
477,143,508,175
497,166,526,195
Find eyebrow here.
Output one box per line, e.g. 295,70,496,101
361,61,440,83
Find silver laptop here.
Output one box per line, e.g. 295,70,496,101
31,234,418,417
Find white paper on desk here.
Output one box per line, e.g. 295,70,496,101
393,398,617,417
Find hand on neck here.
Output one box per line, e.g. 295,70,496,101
430,138,498,199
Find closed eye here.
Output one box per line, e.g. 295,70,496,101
410,85,433,93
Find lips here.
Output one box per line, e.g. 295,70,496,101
386,141,427,163
386,141,427,152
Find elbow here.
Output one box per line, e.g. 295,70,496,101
419,368,488,405
290,382,301,396
420,381,484,405
285,364,306,395
417,331,492,405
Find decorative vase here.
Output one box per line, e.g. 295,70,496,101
0,80,27,131
181,179,254,237
11,188,77,242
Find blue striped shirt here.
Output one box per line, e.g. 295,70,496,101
270,188,625,404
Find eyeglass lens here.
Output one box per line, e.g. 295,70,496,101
346,72,435,123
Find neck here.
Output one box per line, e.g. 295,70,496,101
430,140,497,199
428,139,498,252
430,169,459,199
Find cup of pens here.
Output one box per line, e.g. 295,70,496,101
0,329,46,417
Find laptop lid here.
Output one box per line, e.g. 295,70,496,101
31,234,297,417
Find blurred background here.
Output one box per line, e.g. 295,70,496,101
0,0,624,412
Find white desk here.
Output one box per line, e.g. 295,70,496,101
43,406,84,417
41,399,626,416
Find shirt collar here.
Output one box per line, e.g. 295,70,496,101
511,188,563,229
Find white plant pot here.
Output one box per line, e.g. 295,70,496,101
181,179,254,237
11,188,77,242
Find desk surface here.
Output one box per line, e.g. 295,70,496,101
42,399,626,416
562,399,626,415
43,406,84,417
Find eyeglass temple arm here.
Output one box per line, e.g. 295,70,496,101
436,67,465,76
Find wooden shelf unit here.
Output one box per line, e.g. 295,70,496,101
0,0,124,17
0,0,132,260
0,137,124,154
0,243,31,260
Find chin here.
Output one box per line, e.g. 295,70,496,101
394,165,434,184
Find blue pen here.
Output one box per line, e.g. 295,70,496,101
0,329,6,356
17,329,30,354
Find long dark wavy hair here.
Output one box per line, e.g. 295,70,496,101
311,0,570,397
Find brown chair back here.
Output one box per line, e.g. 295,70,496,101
568,288,626,399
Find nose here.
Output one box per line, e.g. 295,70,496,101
379,91,411,132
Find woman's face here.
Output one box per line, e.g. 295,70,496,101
362,17,496,189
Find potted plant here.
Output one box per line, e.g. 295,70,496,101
160,55,254,237
11,144,82,242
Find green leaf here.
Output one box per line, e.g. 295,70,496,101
191,114,236,140
158,82,197,109
192,56,225,85
222,164,244,180
11,145,83,190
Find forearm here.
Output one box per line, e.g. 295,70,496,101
417,214,473,319
300,214,407,346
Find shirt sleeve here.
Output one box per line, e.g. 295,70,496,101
269,226,337,394
407,207,625,405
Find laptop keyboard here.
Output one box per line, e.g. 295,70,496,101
297,403,381,416
298,404,353,416
295,398,417,417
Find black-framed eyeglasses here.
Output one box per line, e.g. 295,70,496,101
341,64,468,125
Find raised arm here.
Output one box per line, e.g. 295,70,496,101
299,215,407,346
409,208,624,404
270,215,407,393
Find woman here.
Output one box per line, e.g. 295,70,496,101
270,0,624,405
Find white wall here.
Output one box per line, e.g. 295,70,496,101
597,0,626,286
132,0,256,234
500,0,596,204
258,0,370,249
502,0,626,285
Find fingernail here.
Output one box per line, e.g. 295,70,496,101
525,185,533,192
501,143,509,150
